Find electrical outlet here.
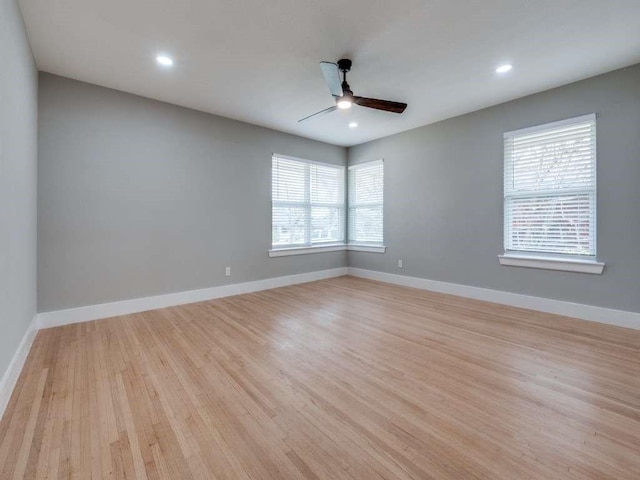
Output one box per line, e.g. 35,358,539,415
398,260,403,269
225,267,231,277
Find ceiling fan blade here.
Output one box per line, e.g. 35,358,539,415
320,62,343,97
354,96,407,114
298,105,338,123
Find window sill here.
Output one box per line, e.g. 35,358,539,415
269,244,346,257
498,254,605,274
268,244,387,257
347,244,386,253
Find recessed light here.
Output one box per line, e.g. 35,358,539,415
156,55,174,67
496,64,512,74
349,122,358,128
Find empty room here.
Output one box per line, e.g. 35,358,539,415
2,0,640,478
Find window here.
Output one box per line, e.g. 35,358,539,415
271,154,345,251
501,114,603,274
348,160,384,246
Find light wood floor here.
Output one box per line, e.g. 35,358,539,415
1,276,640,479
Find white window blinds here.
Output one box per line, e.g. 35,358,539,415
348,160,384,245
504,114,596,257
272,155,345,249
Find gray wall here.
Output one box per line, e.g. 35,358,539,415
38,74,346,312
0,0,38,377
348,64,640,313
37,66,640,314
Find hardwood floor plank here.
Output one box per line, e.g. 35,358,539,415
1,276,639,479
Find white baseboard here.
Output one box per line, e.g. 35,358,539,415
7,265,637,421
37,266,640,331
348,268,640,330
0,314,40,419
38,267,348,329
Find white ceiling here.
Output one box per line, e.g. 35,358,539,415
19,0,640,147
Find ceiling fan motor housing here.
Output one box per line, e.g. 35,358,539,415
337,59,352,72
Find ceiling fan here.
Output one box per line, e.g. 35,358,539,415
298,59,408,123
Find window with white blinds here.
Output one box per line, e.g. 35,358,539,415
504,114,597,258
272,155,345,249
348,160,384,245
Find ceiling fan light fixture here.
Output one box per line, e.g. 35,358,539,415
337,97,353,109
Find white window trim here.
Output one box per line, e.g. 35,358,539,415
498,253,604,274
269,244,346,257
271,153,346,250
268,244,386,257
501,114,604,273
348,159,385,247
271,155,388,257
348,244,386,253
272,153,339,170
503,113,596,137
